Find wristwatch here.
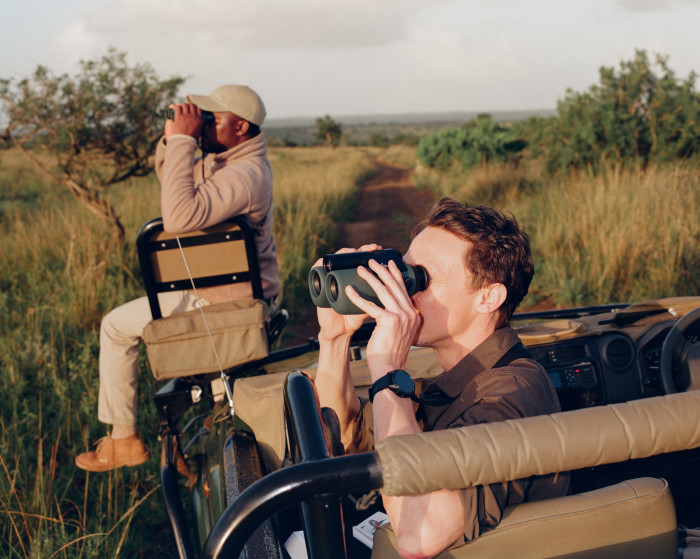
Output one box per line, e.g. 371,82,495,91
368,370,418,403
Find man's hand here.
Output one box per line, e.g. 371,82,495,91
346,258,421,380
315,244,382,342
164,103,205,141
314,243,383,446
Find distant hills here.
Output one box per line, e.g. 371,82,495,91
263,108,556,144
266,108,555,128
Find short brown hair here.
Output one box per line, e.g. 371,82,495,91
414,197,534,328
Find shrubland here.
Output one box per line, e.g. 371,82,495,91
414,49,700,307
416,51,700,174
1,48,698,558
0,145,372,557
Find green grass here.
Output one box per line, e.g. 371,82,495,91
269,146,376,317
521,162,700,306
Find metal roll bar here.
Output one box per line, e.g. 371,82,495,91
202,371,383,559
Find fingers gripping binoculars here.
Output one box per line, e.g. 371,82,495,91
308,249,429,314
165,107,215,124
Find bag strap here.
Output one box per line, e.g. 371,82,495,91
175,237,236,418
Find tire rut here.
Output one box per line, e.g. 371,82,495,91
337,161,436,253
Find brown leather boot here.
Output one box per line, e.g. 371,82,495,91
75,434,151,472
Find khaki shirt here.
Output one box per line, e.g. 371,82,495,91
348,326,570,542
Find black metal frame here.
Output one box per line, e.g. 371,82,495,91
202,371,383,559
138,214,277,558
156,378,200,559
154,368,383,559
136,216,264,320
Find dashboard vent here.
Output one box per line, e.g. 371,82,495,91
601,335,635,371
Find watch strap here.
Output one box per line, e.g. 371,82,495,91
368,374,392,402
369,370,418,403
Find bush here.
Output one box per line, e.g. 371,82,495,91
0,47,184,245
416,115,526,171
543,50,700,173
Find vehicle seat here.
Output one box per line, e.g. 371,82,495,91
137,216,287,381
232,346,443,471
372,477,677,559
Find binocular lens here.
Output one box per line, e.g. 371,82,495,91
308,267,331,307
328,275,340,302
310,269,323,296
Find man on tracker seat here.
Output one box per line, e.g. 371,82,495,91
76,84,280,472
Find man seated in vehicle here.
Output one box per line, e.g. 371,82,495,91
76,84,280,472
314,197,569,558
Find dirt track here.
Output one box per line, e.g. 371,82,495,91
285,160,436,344
337,161,436,253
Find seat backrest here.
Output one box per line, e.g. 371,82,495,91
372,477,678,559
137,216,263,319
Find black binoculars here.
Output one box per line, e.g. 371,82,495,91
308,249,429,314
165,107,215,124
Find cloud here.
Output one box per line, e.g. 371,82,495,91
56,0,447,52
28,0,699,118
45,0,463,116
615,0,695,12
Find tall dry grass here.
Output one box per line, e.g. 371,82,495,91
522,163,700,306
0,145,375,557
269,146,375,315
2,142,698,557
415,159,700,307
1,151,168,558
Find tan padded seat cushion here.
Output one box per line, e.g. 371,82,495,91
372,477,677,559
232,347,442,470
377,390,700,496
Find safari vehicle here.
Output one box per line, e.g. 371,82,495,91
137,215,700,559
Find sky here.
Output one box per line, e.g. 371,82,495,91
2,0,699,121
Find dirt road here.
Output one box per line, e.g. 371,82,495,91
285,160,436,344
337,161,436,253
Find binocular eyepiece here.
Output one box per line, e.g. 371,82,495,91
165,107,215,124
309,249,429,314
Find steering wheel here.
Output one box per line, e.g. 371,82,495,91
659,306,700,394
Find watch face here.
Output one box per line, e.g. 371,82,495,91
393,370,415,394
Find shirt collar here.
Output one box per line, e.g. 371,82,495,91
210,132,267,163
430,326,522,398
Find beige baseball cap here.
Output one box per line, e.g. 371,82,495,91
187,85,266,126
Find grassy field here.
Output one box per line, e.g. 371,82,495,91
414,157,700,307
1,143,698,557
0,146,373,557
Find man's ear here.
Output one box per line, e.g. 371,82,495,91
476,283,507,315
236,119,250,136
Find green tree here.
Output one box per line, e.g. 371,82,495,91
0,47,184,245
544,50,700,173
416,115,527,170
315,114,343,147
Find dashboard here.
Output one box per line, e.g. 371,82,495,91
520,319,678,412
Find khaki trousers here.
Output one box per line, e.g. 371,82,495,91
97,291,207,426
